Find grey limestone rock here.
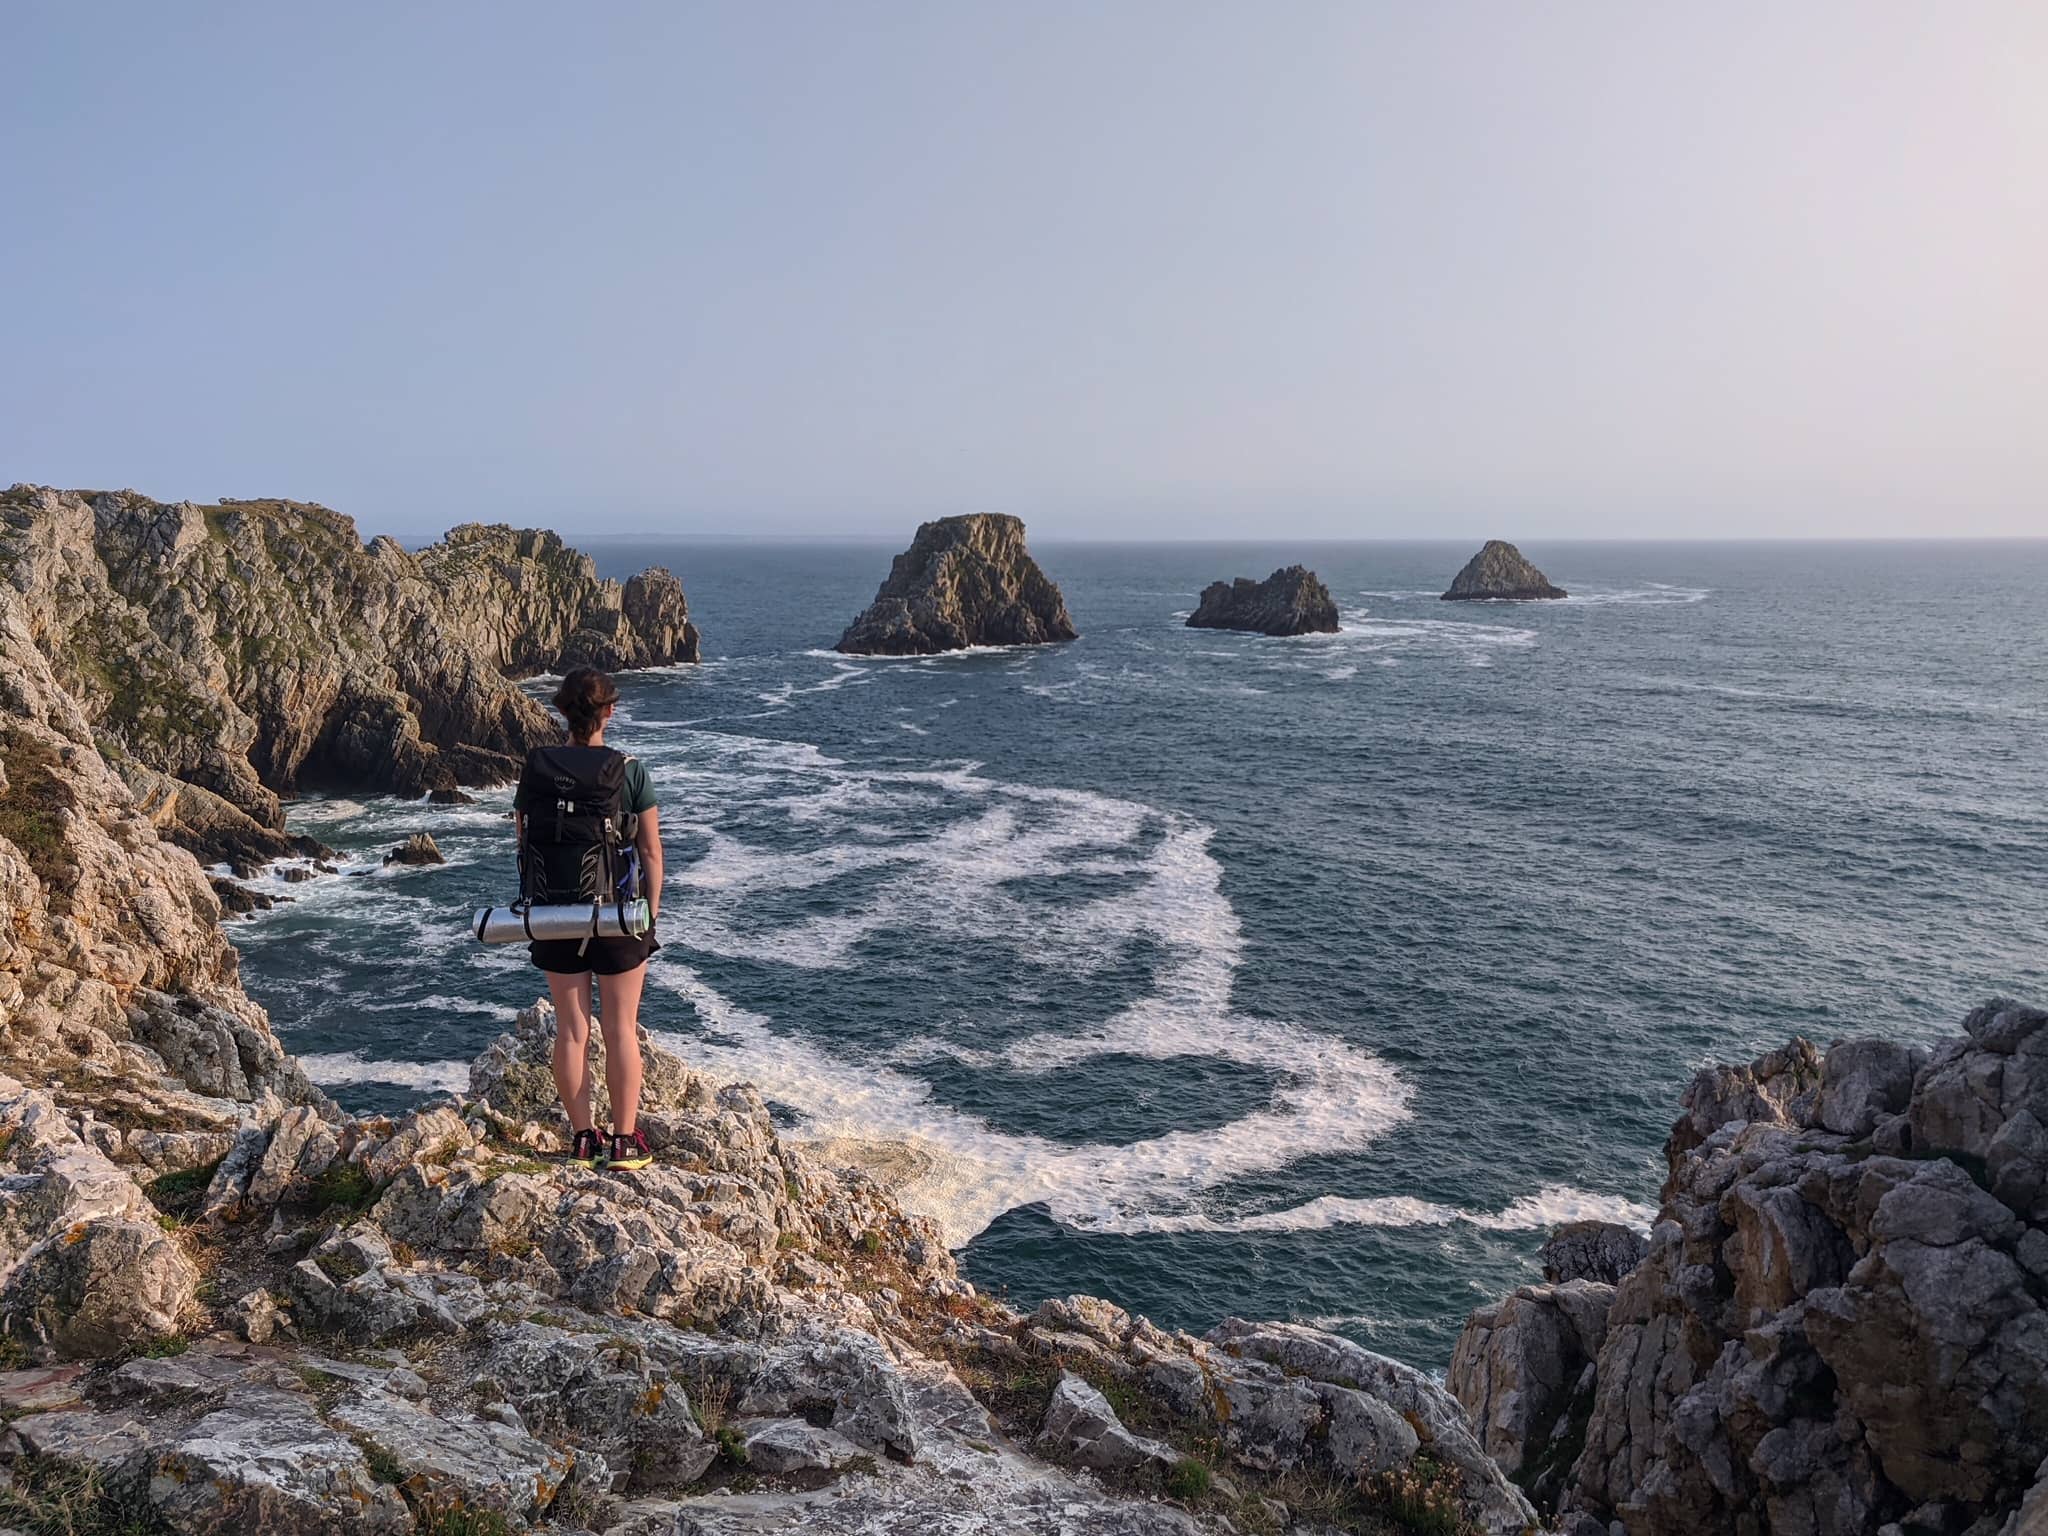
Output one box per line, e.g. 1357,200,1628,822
150,1389,413,1533
1449,1279,1614,1478
1185,565,1340,635
738,1416,874,1474
1441,539,1567,600
1540,1219,1649,1285
1534,1004,2048,1536
1037,1371,1179,1473
836,514,1076,655
328,1388,578,1523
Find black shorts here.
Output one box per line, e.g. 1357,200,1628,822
529,932,661,977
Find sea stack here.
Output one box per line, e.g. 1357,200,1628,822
1441,540,1567,601
836,514,1077,655
1186,566,1340,636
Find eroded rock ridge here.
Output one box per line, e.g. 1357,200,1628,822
0,484,699,873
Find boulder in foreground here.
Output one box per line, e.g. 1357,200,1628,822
1442,540,1566,600
1452,998,2048,1536
836,514,1077,655
1186,565,1340,636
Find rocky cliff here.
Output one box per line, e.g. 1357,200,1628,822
1450,1006,2048,1536
1441,541,1566,601
1186,567,1340,636
0,485,698,873
0,562,1535,1535
836,515,1077,655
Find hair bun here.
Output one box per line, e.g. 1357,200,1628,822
553,667,620,739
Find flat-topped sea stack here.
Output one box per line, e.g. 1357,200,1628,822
1186,565,1340,636
836,513,1077,655
1442,540,1566,601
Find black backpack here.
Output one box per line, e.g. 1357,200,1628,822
516,745,643,916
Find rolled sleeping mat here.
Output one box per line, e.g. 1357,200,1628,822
473,899,652,944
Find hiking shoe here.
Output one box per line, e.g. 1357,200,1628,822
606,1129,654,1171
568,1128,604,1168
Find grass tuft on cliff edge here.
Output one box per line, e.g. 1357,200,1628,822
0,727,79,901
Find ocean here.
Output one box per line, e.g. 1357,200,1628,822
229,539,2048,1367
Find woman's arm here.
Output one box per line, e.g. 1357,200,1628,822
637,807,663,923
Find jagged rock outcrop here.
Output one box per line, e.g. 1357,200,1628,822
1441,539,1567,600
0,485,699,869
835,514,1077,655
1455,1000,2048,1536
0,578,322,1110
1540,1219,1648,1285
1185,565,1340,636
384,832,445,866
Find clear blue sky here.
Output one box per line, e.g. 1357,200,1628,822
3,3,2042,540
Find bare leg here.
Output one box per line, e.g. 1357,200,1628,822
596,964,646,1135
548,970,597,1133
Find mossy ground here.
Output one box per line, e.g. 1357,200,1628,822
0,727,78,901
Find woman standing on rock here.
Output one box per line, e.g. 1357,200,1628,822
513,667,663,1171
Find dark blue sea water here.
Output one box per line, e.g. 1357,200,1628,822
229,540,2048,1367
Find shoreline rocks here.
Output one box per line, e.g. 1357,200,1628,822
1441,540,1566,601
384,832,445,867
836,514,1077,655
1451,998,2048,1536
1185,566,1339,636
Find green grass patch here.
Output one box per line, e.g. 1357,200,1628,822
1166,1458,1212,1500
142,1159,224,1221
1369,1454,1477,1536
0,729,78,899
410,1497,511,1536
0,1453,173,1535
140,1334,188,1359
309,1162,376,1214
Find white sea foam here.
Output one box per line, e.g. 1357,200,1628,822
644,738,1436,1244
297,1052,470,1095
357,993,519,1022
1564,583,1710,606
1117,1184,1655,1236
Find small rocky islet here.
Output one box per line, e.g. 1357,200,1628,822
836,513,1078,655
6,486,2045,1533
1442,540,1567,601
1186,566,1340,636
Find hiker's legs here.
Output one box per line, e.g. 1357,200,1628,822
596,963,646,1135
548,970,597,1133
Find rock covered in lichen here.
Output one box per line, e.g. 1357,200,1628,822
836,514,1077,655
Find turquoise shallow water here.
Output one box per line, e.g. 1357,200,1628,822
228,539,2048,1366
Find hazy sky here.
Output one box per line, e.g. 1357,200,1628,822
3,3,2042,540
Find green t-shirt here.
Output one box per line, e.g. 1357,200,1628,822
621,756,655,814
